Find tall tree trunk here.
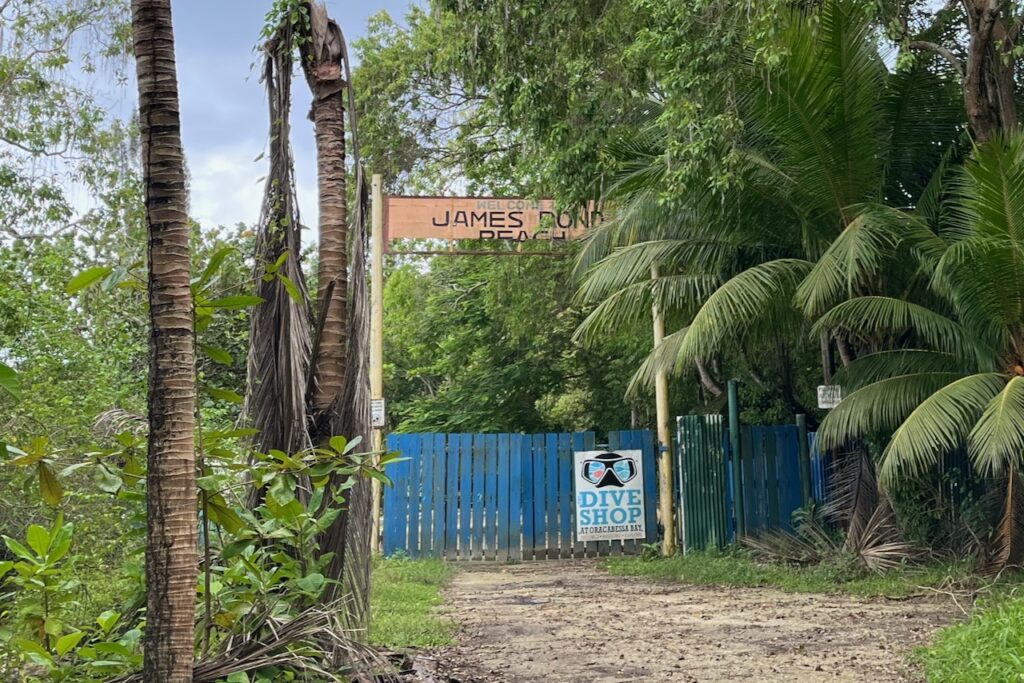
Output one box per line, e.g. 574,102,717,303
302,1,348,416
299,1,373,629
131,1,197,680
964,1,1018,143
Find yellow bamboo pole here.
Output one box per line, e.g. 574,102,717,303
370,174,385,554
651,265,677,556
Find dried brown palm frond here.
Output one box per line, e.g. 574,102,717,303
844,496,924,572
110,600,395,683
825,446,880,548
743,528,834,565
242,23,312,468
743,505,840,565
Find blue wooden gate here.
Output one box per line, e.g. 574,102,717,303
382,430,657,560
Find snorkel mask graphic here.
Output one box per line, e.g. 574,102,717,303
580,452,638,488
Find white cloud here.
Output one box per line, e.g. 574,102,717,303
187,136,320,246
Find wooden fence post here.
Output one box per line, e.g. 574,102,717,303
728,380,745,539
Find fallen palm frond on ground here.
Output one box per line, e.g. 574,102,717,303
110,599,394,683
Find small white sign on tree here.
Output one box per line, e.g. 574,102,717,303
371,398,386,428
817,385,843,409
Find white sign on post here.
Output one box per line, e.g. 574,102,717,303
574,450,646,542
817,385,843,409
371,398,386,428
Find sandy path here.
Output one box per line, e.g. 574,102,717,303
437,561,954,682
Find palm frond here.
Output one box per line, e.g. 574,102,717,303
575,240,724,304
676,258,813,363
626,326,688,395
811,296,988,366
968,375,1024,477
995,465,1024,569
834,349,963,390
932,236,1024,346
950,132,1024,244
880,373,1006,486
574,274,718,347
817,372,973,451
794,205,944,316
744,0,886,221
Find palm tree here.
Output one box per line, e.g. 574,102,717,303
819,133,1024,566
577,0,962,396
130,0,197,680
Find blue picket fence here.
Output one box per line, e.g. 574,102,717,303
383,430,657,560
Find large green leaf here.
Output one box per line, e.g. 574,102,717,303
66,266,112,295
880,373,1007,485
0,362,20,401
677,259,813,363
968,376,1024,476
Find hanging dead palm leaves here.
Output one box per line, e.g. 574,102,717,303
244,24,312,462
246,2,374,633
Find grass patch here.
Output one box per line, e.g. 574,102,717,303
916,594,1024,681
370,556,456,649
604,550,981,598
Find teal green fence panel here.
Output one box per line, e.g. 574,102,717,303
383,430,656,559
676,417,830,551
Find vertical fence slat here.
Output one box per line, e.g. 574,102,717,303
640,429,658,547
571,432,585,558
406,435,422,558
522,434,535,560
496,434,511,561
382,434,403,556
471,434,486,560
432,434,446,555
420,435,435,556
544,433,559,559
484,434,498,560
457,434,472,559
509,434,523,560
765,428,780,529
558,432,573,559
532,433,546,557
444,435,459,559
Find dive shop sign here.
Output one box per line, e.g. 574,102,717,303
384,196,601,242
573,450,646,542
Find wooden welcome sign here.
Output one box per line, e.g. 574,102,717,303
384,196,601,242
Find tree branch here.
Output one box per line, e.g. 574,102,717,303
909,40,964,77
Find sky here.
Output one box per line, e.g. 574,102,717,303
165,0,415,232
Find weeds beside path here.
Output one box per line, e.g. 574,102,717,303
370,557,457,649
603,552,988,598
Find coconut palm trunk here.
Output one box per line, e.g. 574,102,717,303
299,2,373,626
131,1,197,680
302,1,348,415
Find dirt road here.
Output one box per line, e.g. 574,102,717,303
437,561,953,682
